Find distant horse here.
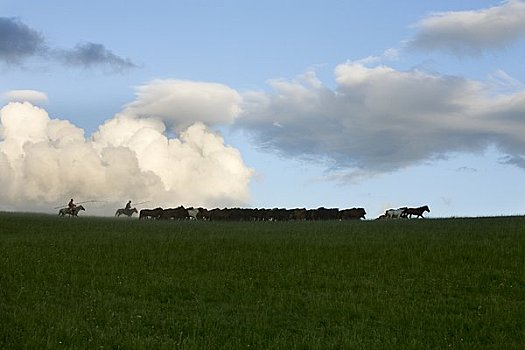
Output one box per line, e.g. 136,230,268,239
404,205,430,218
385,207,407,219
115,207,138,217
58,205,85,217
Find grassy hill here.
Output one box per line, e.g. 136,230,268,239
0,213,523,349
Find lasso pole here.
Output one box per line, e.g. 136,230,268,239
54,199,105,209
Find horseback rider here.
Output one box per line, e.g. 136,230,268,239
125,200,132,211
68,198,76,215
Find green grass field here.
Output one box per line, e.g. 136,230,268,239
0,213,523,349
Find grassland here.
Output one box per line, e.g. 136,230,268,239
0,213,523,349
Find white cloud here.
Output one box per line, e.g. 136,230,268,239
237,63,525,178
488,69,525,93
352,48,400,66
2,90,48,104
0,101,253,214
122,79,242,131
407,0,525,55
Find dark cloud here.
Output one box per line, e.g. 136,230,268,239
59,42,137,72
0,17,47,64
0,17,136,72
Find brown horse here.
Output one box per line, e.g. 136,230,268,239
339,207,366,220
58,205,85,217
404,205,430,218
115,207,138,217
160,206,188,220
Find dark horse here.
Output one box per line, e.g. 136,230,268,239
139,207,163,219
58,205,85,217
115,207,138,217
404,205,430,218
160,206,189,220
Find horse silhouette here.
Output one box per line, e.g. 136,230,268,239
115,207,138,217
58,205,85,217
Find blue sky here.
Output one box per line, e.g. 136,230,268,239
1,0,524,217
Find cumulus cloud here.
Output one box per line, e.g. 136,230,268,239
0,17,136,71
407,0,525,55
123,80,243,130
2,90,48,104
0,102,253,215
237,62,525,179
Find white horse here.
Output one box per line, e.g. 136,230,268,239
115,207,138,217
187,208,200,220
58,205,85,217
385,207,407,219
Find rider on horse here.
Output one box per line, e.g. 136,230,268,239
125,200,132,210
68,199,76,215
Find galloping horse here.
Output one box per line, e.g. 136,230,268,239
58,205,85,217
115,207,138,217
385,207,407,219
404,205,430,218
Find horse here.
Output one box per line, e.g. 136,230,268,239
339,207,366,220
115,207,138,217
404,205,430,218
58,205,85,217
139,207,163,219
187,208,200,220
385,207,407,219
160,206,188,220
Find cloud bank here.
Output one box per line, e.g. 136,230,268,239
0,101,253,214
0,17,135,71
237,63,525,179
407,0,525,55
1,64,524,213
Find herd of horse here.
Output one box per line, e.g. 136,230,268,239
137,206,367,221
58,204,430,221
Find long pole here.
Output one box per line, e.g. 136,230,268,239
53,199,104,209
76,200,104,205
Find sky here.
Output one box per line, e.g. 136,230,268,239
1,0,525,218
